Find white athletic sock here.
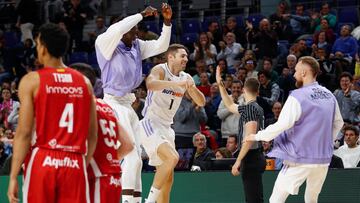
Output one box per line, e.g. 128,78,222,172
122,195,134,203
134,197,142,203
146,186,160,202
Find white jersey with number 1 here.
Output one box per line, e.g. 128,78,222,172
142,63,188,125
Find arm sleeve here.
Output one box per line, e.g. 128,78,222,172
7,102,20,124
175,102,192,123
210,44,217,55
291,14,310,22
332,100,344,141
217,100,232,119
138,24,172,60
216,50,226,60
95,14,143,60
269,83,281,105
255,96,302,141
198,107,208,123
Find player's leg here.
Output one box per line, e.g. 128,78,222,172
129,109,144,203
104,98,141,203
99,175,122,203
145,142,179,203
304,166,328,203
57,153,90,203
23,148,56,203
157,170,174,203
269,165,307,203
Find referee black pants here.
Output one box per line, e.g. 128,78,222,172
241,149,266,203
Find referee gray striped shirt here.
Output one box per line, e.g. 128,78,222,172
238,101,265,149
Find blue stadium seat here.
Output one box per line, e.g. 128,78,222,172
338,7,359,25
142,61,153,76
339,0,358,7
170,33,177,43
180,33,199,46
159,19,177,34
88,52,98,67
3,31,20,48
182,18,201,33
143,21,159,35
201,17,219,31
69,52,88,64
234,15,245,29
247,14,265,28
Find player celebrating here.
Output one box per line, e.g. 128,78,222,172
245,56,344,203
8,24,97,203
70,63,134,203
141,44,206,203
95,3,172,202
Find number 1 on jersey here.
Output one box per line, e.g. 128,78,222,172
169,99,174,110
59,103,74,133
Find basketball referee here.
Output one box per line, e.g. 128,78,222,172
216,66,266,203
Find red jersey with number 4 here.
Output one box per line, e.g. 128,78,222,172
34,67,91,154
88,99,121,178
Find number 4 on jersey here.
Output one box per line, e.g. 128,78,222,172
59,103,74,133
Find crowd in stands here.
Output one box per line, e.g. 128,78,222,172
0,0,360,173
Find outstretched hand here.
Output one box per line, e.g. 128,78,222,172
161,3,172,21
141,6,158,17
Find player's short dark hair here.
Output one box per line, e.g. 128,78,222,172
38,23,70,58
298,56,320,77
69,63,97,87
228,134,238,143
258,70,272,80
343,125,359,136
339,72,353,81
166,44,189,57
263,57,273,65
231,80,243,87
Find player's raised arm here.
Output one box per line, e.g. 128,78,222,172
216,66,239,114
96,6,158,60
139,3,172,60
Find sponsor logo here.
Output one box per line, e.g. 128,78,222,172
109,175,121,187
46,85,83,95
106,153,113,161
162,89,183,97
48,139,57,148
96,105,114,114
54,144,80,152
42,156,80,169
53,73,73,83
310,87,332,100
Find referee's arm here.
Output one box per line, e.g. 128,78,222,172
236,121,257,162
216,66,239,114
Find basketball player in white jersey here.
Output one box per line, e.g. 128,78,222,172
141,44,205,203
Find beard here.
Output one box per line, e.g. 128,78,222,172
295,80,303,88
